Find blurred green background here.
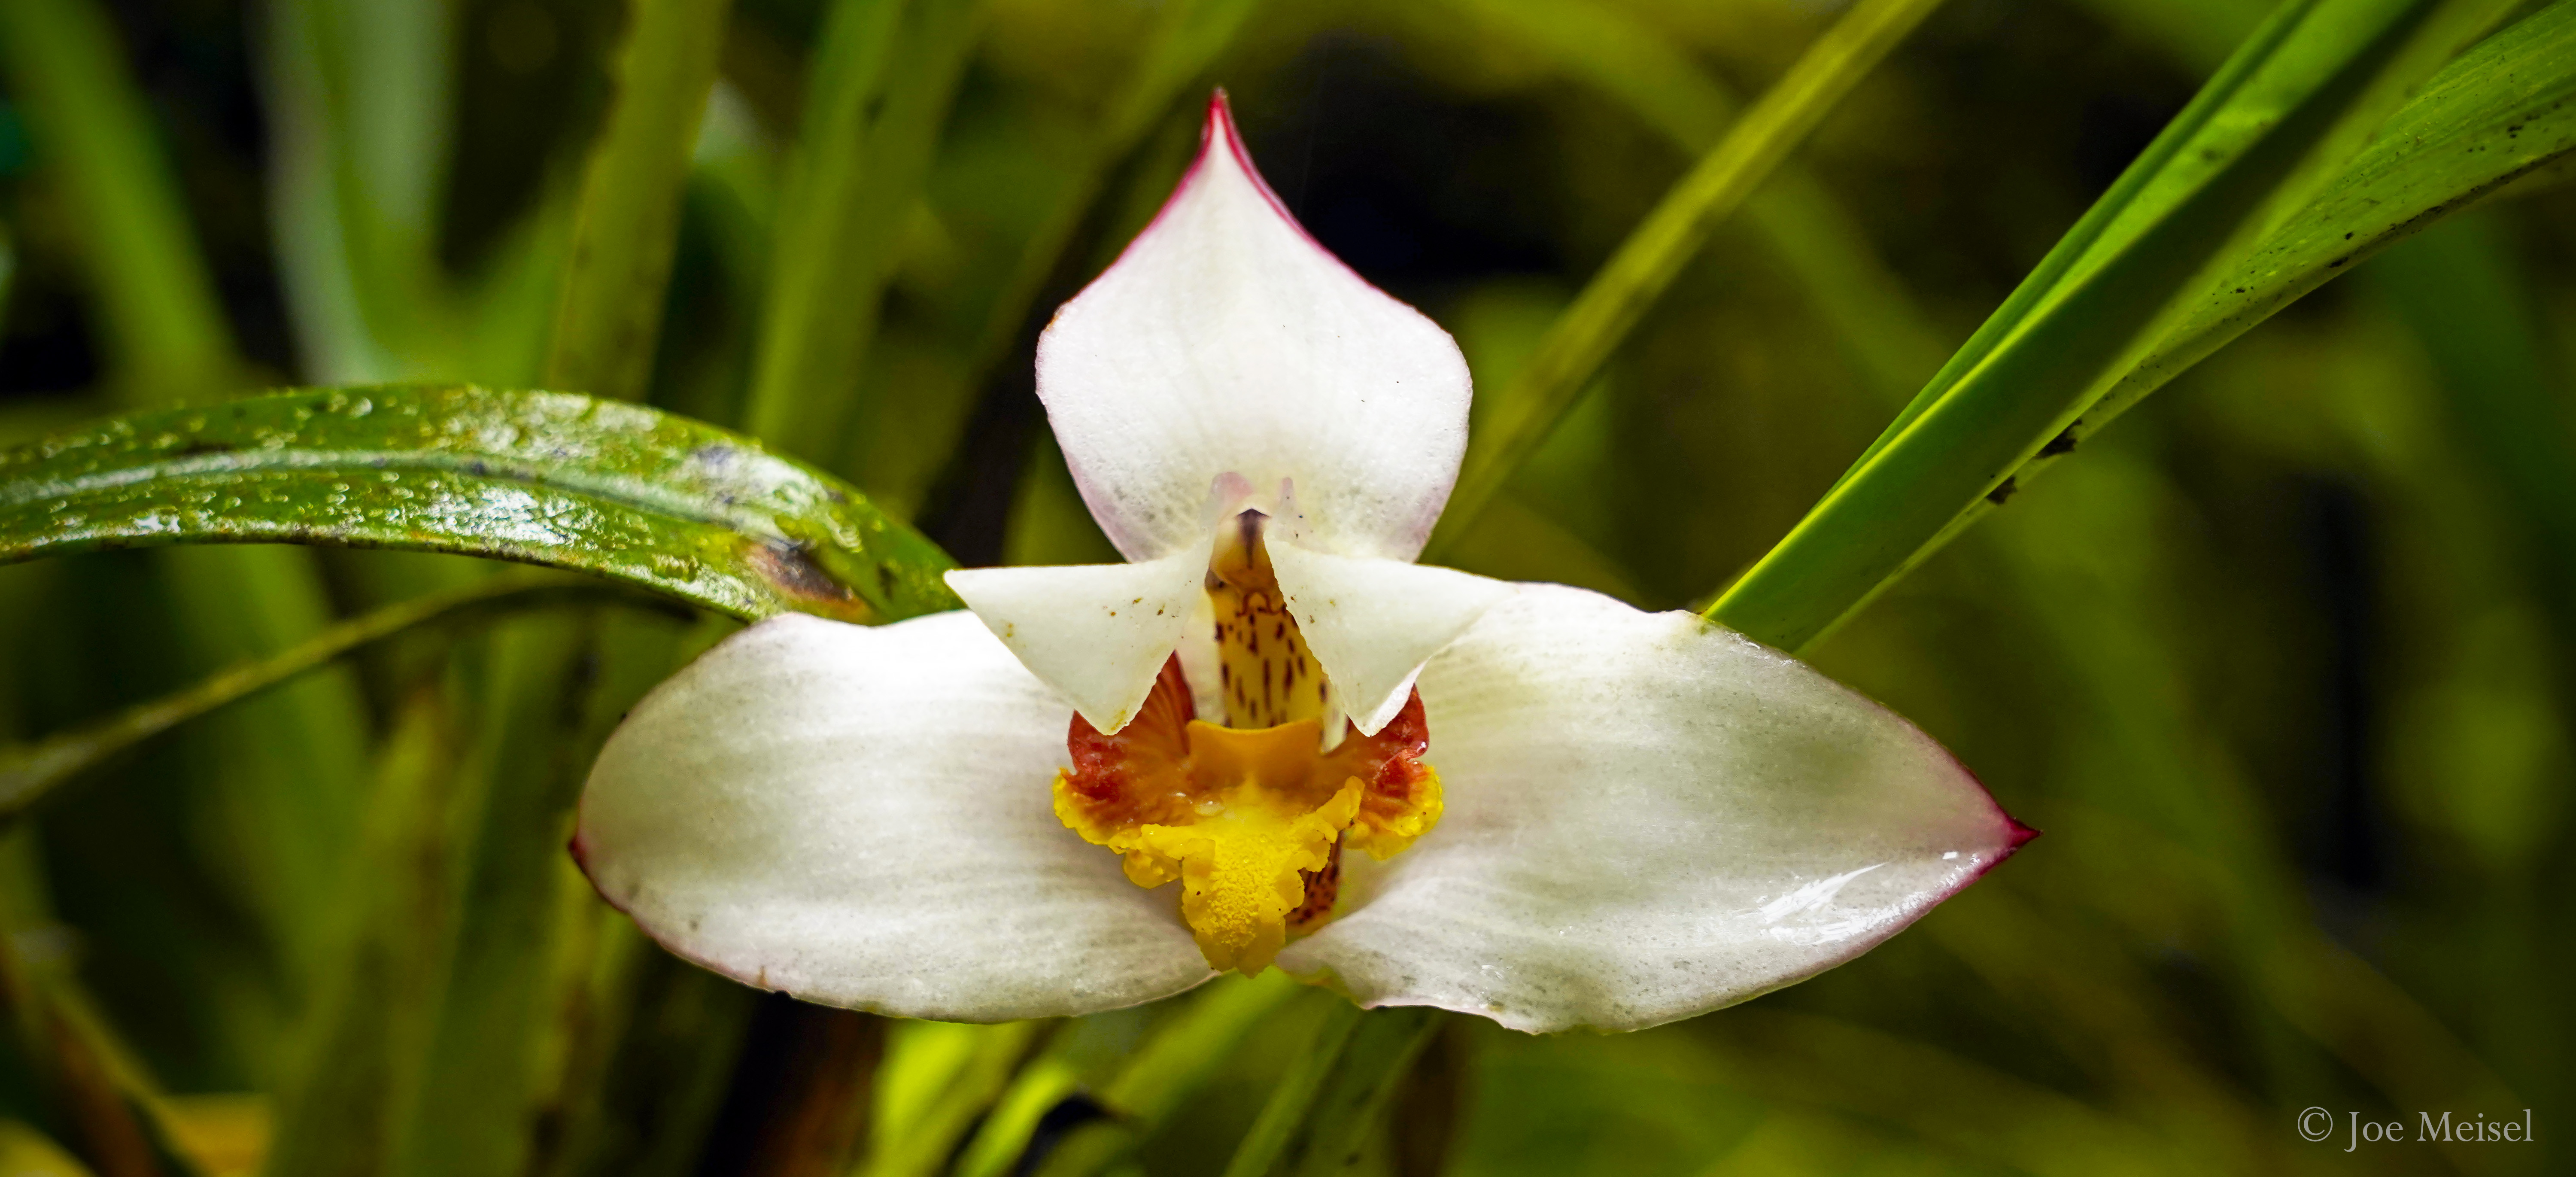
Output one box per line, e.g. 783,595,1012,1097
0,0,2569,1173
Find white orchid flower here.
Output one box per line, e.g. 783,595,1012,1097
574,95,2031,1034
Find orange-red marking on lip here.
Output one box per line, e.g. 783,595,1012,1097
1054,657,1441,973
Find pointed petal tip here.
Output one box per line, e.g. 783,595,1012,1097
1203,86,1233,134
1922,742,2034,868
1944,749,2038,865
1183,84,1302,251
1035,85,1470,563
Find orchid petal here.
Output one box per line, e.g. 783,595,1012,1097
1264,544,1515,736
575,611,1211,1021
1036,95,1472,563
946,539,1211,733
1278,585,2029,1033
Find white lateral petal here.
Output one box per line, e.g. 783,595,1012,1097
1265,544,1515,736
946,541,1210,733
1278,585,2029,1033
576,611,1210,1022
1036,95,1471,563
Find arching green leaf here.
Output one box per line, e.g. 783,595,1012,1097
1710,0,2525,652
0,386,961,624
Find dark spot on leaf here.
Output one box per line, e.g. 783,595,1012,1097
750,540,863,612
2039,429,2078,458
176,440,234,457
1987,477,2019,506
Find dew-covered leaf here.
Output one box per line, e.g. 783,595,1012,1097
0,385,960,623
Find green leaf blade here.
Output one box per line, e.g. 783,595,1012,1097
0,387,960,623
1710,0,2513,652
744,0,986,451
543,0,738,400
1768,0,2576,645
1431,0,1948,552
2100,0,2576,431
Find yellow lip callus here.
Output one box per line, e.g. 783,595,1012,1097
1051,513,1442,974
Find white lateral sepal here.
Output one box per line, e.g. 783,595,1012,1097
1278,585,2030,1032
577,612,1212,1022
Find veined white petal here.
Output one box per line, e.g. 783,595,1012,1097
575,611,1210,1022
1036,94,1471,564
1265,544,1515,736
1278,585,2029,1033
946,539,1211,733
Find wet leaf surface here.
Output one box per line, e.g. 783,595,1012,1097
0,386,960,623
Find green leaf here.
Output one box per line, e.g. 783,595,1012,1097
381,9,747,1173
0,386,962,623
0,572,628,823
2066,0,2273,72
0,0,239,398
1879,1,2576,599
1437,0,1950,403
2092,0,2576,443
1023,973,1309,1177
1219,1006,1440,1177
392,614,635,1177
263,690,470,1177
743,0,987,450
837,0,1263,514
3,0,383,1086
544,0,738,400
2372,210,2576,632
1428,0,1948,554
260,0,498,383
1708,0,2518,653
960,0,1267,381
869,1021,1048,1177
